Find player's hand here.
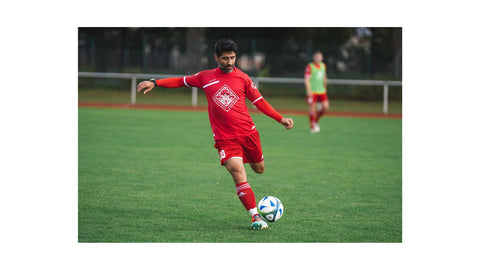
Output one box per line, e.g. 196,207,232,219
307,95,313,105
280,117,294,129
137,81,155,94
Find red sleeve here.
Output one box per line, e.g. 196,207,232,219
184,72,205,88
254,98,283,123
304,65,311,77
154,77,186,88
245,79,262,102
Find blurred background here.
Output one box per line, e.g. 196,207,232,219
78,27,402,114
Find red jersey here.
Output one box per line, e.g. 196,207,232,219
183,67,263,140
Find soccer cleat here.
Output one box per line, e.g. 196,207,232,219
251,214,268,230
310,123,320,133
251,219,269,230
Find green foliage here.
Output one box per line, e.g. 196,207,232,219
257,64,271,78
79,27,401,79
79,108,402,242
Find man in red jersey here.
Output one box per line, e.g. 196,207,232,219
137,39,294,230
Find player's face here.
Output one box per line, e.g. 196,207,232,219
313,53,323,64
215,51,236,73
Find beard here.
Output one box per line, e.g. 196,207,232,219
219,63,234,73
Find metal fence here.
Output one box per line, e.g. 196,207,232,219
78,72,402,114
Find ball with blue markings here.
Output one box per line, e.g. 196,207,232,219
257,196,284,222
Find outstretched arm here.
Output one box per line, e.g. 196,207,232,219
137,77,185,94
254,98,294,129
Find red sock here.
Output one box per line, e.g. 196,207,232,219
235,182,257,213
315,109,325,122
309,113,315,128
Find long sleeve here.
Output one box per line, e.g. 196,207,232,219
153,77,186,88
254,98,283,122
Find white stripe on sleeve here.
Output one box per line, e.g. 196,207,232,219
252,96,263,105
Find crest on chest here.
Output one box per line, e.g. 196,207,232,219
212,84,239,112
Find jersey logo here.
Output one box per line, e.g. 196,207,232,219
213,84,239,112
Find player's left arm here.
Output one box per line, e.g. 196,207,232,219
324,65,328,91
254,98,294,129
246,78,293,129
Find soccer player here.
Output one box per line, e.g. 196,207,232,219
304,51,329,133
136,39,294,230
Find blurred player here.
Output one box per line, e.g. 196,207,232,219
136,39,294,230
305,51,329,133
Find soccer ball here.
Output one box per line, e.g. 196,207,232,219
257,196,284,222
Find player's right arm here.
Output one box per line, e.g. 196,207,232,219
305,78,313,98
136,77,187,94
304,65,313,104
137,73,205,94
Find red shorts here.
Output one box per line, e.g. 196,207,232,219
213,131,264,165
307,93,328,104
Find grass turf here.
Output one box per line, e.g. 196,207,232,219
78,107,402,242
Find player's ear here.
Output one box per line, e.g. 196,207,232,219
214,54,218,62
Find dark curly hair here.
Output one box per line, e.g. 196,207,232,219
214,39,238,56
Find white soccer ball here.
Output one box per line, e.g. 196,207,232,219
257,196,284,222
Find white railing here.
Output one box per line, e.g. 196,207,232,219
78,72,402,114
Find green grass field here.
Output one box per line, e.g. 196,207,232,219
78,107,402,242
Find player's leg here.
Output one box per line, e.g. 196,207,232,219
250,161,265,174
307,94,321,132
313,95,329,133
315,98,329,121
224,158,267,230
224,158,256,212
308,98,317,131
224,157,247,185
240,132,268,229
244,131,265,174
